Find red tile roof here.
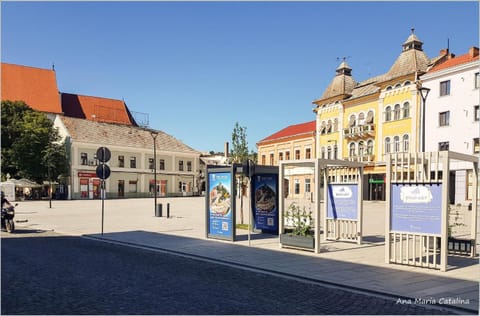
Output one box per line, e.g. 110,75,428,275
428,49,479,73
1,63,62,114
258,120,316,144
61,93,134,125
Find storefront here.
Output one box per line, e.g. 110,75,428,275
78,172,101,199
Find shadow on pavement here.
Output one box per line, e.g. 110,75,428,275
85,230,479,314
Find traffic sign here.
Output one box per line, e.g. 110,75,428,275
96,147,111,163
96,164,111,180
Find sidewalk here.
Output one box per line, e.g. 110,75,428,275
10,197,479,313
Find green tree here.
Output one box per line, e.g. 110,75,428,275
230,122,248,164
1,100,68,183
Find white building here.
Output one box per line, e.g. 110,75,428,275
421,46,479,205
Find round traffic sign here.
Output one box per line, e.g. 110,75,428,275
96,164,111,180
96,147,111,163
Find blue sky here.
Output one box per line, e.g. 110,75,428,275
2,1,478,153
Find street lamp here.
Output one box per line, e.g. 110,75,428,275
150,131,159,213
419,86,431,152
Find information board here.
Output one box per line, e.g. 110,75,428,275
326,184,358,220
252,173,278,233
391,184,442,235
207,171,234,240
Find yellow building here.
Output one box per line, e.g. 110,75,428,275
257,121,316,198
313,30,448,200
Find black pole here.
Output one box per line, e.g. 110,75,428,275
151,131,159,215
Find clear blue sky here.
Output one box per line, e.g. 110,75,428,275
2,1,478,153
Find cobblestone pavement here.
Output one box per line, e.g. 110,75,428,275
1,230,460,315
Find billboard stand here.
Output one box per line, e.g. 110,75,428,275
385,151,478,272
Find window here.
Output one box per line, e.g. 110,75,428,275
295,150,300,160
81,153,88,165
474,106,480,121
385,137,391,154
279,152,283,161
321,147,325,159
269,153,274,165
187,161,192,172
130,156,136,168
438,141,449,151
439,111,450,126
327,146,332,159
159,159,165,170
118,155,124,168
358,112,365,125
402,102,410,118
148,158,155,170
333,118,339,132
367,140,374,155
333,145,338,159
474,138,480,154
294,179,300,195
305,179,311,193
394,136,400,152
129,181,137,193
358,141,365,157
440,80,450,96
475,73,480,89
179,160,184,171
349,114,356,127
261,155,266,165
305,148,311,159
403,135,409,152
394,104,401,120
385,106,392,122
327,120,332,133
349,143,356,157
285,151,290,160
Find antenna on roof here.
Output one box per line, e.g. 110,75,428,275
411,27,415,35
52,62,55,71
447,38,450,51
336,56,351,62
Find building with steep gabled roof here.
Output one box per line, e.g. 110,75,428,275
54,115,202,199
61,92,137,126
1,63,62,115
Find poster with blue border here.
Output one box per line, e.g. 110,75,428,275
252,174,278,232
327,184,358,220
208,172,233,238
391,184,442,235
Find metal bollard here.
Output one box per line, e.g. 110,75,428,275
167,203,170,218
156,203,163,217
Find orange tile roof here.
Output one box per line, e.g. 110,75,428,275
428,51,479,73
61,93,134,125
258,120,316,145
1,63,62,114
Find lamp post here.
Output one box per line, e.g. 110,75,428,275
419,86,431,152
150,131,159,213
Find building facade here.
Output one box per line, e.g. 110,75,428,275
421,46,479,204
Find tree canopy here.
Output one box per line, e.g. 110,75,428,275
230,122,249,164
1,100,69,183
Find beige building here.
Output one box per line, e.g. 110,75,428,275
55,116,202,199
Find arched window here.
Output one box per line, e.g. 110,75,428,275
327,146,332,159
385,137,391,154
349,114,356,127
333,118,339,132
327,120,332,133
320,121,326,135
385,106,392,122
349,143,356,157
394,83,402,89
404,81,411,86
367,140,374,155
358,141,365,158
403,102,410,118
394,136,400,152
333,145,338,159
358,112,365,125
403,134,409,152
394,104,401,120
366,110,374,124
386,86,392,91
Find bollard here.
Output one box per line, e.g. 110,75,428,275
167,203,170,218
156,203,163,217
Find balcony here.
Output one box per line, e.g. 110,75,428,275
347,154,375,163
344,124,375,139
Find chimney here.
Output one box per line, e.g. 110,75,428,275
224,142,229,158
469,46,479,57
439,48,449,56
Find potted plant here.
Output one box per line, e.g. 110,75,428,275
280,202,315,249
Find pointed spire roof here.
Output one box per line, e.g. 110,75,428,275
318,59,356,101
384,29,430,81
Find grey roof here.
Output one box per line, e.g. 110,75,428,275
60,116,200,155
320,60,357,100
